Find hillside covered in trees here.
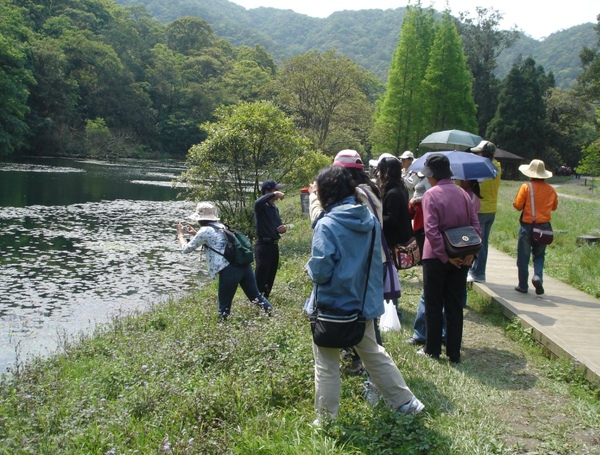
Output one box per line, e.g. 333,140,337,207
113,0,596,89
2,0,599,175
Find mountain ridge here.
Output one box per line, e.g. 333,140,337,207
112,0,596,88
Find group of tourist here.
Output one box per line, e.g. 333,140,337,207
175,142,558,424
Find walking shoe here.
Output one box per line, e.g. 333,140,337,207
397,397,425,416
416,348,440,359
405,337,425,346
467,272,484,283
345,359,365,375
514,286,528,294
253,298,273,315
362,380,380,406
532,275,545,295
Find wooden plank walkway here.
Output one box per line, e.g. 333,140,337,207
470,246,600,386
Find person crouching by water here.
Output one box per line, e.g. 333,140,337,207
305,165,424,423
176,202,273,322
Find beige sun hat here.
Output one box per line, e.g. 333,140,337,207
518,159,553,179
188,201,220,221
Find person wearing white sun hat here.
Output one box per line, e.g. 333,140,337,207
399,150,418,199
177,202,273,321
513,159,558,295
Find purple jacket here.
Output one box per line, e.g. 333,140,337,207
422,179,481,263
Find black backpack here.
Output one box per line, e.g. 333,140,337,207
206,226,254,266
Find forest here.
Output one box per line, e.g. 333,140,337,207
1,0,599,176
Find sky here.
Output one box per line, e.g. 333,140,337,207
228,0,598,40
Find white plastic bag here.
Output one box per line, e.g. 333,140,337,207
379,300,401,332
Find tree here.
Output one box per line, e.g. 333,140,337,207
371,4,436,154
179,101,311,232
578,138,600,177
486,57,551,162
421,11,477,135
275,50,376,155
457,7,519,137
576,14,600,103
0,0,34,156
165,16,213,55
545,87,597,168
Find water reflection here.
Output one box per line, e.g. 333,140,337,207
0,158,207,372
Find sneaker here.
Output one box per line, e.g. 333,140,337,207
514,286,528,294
532,275,544,295
345,359,365,375
405,337,425,346
253,298,273,315
416,348,440,359
397,397,425,416
467,272,484,283
363,380,380,406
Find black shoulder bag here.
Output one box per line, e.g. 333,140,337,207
310,224,376,348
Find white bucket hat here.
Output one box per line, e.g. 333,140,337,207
399,150,414,160
518,159,553,179
188,201,220,221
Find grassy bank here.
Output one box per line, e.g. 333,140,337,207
0,179,599,454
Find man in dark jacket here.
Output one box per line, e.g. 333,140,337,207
254,179,286,298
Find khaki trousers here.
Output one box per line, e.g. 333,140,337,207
312,319,414,418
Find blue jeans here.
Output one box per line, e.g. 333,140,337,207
516,222,548,290
412,291,446,342
469,213,495,280
218,263,271,315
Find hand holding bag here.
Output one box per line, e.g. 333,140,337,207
528,182,554,245
310,225,376,348
443,226,482,258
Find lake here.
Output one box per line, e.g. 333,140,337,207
0,157,209,373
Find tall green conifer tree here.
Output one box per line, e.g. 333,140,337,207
487,57,550,160
371,4,435,154
421,11,478,135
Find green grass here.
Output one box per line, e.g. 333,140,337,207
0,181,599,454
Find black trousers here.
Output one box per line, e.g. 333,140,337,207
254,240,279,298
422,258,468,360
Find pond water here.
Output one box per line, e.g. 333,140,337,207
0,157,208,373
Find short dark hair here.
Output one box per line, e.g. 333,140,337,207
316,165,357,211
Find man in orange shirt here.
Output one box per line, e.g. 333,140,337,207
513,160,558,295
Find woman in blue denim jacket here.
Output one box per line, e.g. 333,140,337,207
305,165,423,423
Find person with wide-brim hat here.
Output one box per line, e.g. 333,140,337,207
512,159,558,295
177,201,273,321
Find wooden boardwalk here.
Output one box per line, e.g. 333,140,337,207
471,246,600,386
